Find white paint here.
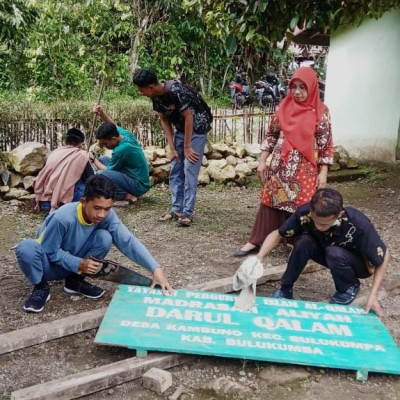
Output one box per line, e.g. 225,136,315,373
325,9,400,161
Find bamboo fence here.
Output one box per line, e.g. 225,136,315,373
0,105,276,152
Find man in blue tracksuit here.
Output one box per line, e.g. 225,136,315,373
16,175,173,313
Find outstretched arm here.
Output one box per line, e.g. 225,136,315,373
256,229,282,261
365,250,390,318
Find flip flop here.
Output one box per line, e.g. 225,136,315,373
177,215,192,227
159,211,181,222
126,198,138,205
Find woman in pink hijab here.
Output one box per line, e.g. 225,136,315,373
234,67,333,257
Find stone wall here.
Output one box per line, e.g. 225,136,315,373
0,141,358,202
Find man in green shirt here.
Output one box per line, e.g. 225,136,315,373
92,105,151,204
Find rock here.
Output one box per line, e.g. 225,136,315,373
346,157,358,169
143,148,157,162
334,145,349,163
202,156,208,167
235,144,246,158
148,146,166,158
235,163,252,176
234,174,248,186
203,140,213,156
200,377,252,397
142,368,172,394
208,159,227,169
244,143,261,158
208,151,223,160
9,142,49,175
89,142,112,158
153,164,171,183
212,142,235,157
0,185,9,193
207,161,236,183
258,365,310,386
247,161,259,171
3,188,30,200
23,176,36,190
329,162,341,171
165,145,171,159
226,155,237,166
10,171,23,188
9,199,21,206
18,193,36,200
198,167,210,185
151,158,170,167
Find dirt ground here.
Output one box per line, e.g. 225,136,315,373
1,164,400,400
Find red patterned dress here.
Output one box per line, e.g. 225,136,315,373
260,110,333,213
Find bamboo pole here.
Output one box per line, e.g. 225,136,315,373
86,76,105,149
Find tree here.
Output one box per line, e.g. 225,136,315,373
0,0,36,41
185,0,400,52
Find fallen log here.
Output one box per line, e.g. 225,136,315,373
11,353,190,400
3,261,317,355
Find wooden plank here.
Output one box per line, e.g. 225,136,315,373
0,308,106,356
1,262,321,355
11,353,189,400
188,262,323,292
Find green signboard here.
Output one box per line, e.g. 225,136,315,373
95,285,400,379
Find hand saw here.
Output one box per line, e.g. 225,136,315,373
87,257,153,286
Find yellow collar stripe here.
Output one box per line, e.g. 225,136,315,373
77,203,92,226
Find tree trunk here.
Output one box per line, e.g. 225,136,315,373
130,15,149,77
221,60,232,91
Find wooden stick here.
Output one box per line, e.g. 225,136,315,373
188,262,322,292
86,75,105,149
1,262,321,355
11,353,190,400
0,308,106,356
168,384,185,400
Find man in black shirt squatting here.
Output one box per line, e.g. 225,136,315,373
255,188,389,317
133,68,212,227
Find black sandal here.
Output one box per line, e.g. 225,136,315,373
159,211,182,222
177,215,192,227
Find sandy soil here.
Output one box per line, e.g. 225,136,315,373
1,164,400,399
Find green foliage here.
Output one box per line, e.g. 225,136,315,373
186,0,400,51
0,0,238,100
0,0,36,41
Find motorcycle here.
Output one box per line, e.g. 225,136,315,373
229,72,251,110
254,72,285,108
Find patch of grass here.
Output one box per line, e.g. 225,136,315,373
206,181,228,191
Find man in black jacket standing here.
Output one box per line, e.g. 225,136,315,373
133,68,212,227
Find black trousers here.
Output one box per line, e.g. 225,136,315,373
281,234,368,293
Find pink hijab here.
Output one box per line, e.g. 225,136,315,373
277,67,327,165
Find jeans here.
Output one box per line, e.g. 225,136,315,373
16,230,112,284
169,131,207,217
281,234,366,293
39,179,86,211
98,156,142,200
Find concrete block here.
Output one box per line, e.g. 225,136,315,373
142,367,172,393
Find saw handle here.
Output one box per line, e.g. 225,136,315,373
87,257,118,278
